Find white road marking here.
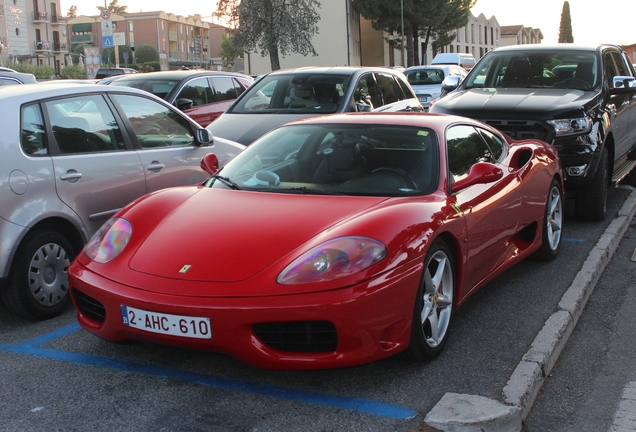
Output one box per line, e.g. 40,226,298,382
610,382,636,431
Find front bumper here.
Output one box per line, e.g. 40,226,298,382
69,260,422,370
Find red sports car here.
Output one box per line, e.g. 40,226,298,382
69,113,563,370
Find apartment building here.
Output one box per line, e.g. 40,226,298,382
0,0,67,73
499,25,543,46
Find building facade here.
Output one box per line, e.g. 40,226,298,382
0,0,67,73
499,25,543,46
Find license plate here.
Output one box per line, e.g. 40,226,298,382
121,305,211,339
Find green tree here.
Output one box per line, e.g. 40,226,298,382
135,43,160,64
353,0,473,67
216,0,321,71
96,0,128,14
67,5,78,17
558,1,573,43
219,33,243,68
102,45,133,66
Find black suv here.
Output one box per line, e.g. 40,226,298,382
430,44,636,221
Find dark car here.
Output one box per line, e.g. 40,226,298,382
206,66,424,145
110,70,254,127
0,71,37,86
430,44,636,221
94,67,138,79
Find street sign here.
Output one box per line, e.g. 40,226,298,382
100,8,111,20
102,36,114,48
101,20,113,37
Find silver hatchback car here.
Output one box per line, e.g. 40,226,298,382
0,84,244,319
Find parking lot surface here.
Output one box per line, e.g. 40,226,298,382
0,187,632,431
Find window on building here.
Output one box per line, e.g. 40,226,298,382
129,22,133,32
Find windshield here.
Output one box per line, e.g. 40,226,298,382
228,73,351,114
405,68,446,85
206,123,439,196
464,50,599,90
112,79,179,100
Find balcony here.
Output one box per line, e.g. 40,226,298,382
50,15,67,25
32,11,48,22
52,42,67,52
35,40,51,51
169,31,178,41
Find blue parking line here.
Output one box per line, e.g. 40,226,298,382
0,326,417,420
563,238,587,243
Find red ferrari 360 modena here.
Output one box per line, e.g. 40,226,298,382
69,113,563,370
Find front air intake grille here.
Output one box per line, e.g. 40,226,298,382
484,120,552,142
253,321,338,353
73,289,106,323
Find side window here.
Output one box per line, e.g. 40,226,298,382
233,78,248,97
0,77,20,86
177,77,213,107
396,74,415,98
477,128,505,162
376,73,403,105
112,94,194,148
45,95,124,155
446,125,495,182
21,103,47,156
211,77,239,102
611,51,629,76
603,52,619,87
353,73,382,110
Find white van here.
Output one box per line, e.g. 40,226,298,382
431,53,476,70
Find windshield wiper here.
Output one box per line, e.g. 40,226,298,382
211,174,242,190
263,186,345,195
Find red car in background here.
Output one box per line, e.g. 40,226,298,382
69,113,563,370
111,70,253,127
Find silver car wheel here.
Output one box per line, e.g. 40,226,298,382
421,249,454,348
546,184,563,250
28,242,71,307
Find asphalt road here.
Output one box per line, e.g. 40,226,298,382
524,191,636,431
0,186,632,432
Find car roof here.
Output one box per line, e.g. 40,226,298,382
490,43,616,53
0,82,164,102
0,71,37,83
112,70,252,82
262,66,407,77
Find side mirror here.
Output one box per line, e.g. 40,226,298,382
610,76,636,94
452,162,503,193
356,102,372,112
175,98,194,110
441,75,461,92
200,153,219,176
196,128,214,146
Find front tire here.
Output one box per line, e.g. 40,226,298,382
534,178,563,260
403,239,455,361
2,230,76,320
575,147,608,221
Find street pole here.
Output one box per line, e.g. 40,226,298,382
400,0,405,67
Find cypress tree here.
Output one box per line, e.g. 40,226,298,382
558,1,574,43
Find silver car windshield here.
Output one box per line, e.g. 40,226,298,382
207,123,439,196
465,51,599,91
229,74,351,114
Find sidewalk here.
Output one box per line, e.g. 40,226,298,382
424,187,636,431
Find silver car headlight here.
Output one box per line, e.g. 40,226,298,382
547,117,592,137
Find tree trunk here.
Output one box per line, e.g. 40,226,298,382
269,44,281,71
410,23,420,66
406,25,414,67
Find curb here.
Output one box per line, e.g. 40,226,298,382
425,187,636,432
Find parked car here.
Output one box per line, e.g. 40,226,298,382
0,66,17,72
0,71,37,86
430,43,636,221
0,84,245,320
403,65,467,111
206,66,424,145
69,112,563,370
430,53,476,71
110,70,253,127
94,67,138,79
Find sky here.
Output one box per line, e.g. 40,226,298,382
70,0,636,46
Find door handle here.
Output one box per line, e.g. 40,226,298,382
147,162,165,171
60,171,82,182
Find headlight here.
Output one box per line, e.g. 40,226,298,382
547,117,592,137
277,237,387,284
84,218,132,263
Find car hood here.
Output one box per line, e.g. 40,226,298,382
431,87,597,117
128,189,388,283
207,113,322,145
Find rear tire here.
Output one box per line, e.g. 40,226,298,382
534,179,563,261
403,239,455,361
575,147,608,221
2,230,75,320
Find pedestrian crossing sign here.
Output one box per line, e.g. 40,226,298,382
102,36,114,48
